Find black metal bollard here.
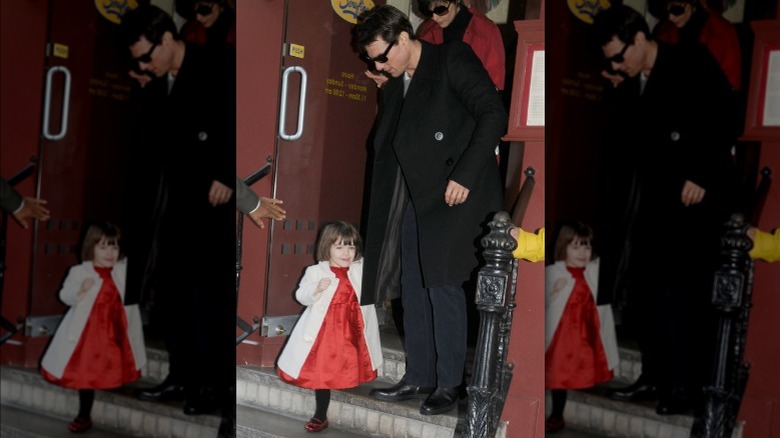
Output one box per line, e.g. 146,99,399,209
693,213,754,438
464,211,518,438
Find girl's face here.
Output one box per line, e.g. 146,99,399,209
329,240,356,268
93,237,120,268
565,238,592,268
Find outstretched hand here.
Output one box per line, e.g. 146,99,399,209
12,197,50,229
248,197,286,228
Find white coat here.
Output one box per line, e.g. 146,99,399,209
40,259,146,379
276,259,383,379
545,259,619,370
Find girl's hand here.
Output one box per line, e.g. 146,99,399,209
77,278,96,299
312,278,332,300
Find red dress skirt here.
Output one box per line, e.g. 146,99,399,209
278,266,377,390
42,266,141,390
545,266,613,389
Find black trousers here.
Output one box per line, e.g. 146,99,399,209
154,204,235,399
400,202,467,389
629,199,719,398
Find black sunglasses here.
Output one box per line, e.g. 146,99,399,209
605,41,631,65
195,5,214,16
420,1,452,18
667,4,686,16
133,42,157,64
360,40,396,64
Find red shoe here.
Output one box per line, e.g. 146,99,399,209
304,417,328,432
68,417,93,433
545,416,565,433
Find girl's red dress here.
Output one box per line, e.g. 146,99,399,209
278,266,376,389
545,266,613,389
42,266,141,389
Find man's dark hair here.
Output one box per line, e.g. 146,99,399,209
354,5,415,51
591,4,652,48
119,4,179,47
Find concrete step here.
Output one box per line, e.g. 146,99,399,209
0,403,135,438
553,377,744,438
236,365,463,438
0,351,220,438
235,402,369,437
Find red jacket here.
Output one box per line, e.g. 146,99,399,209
654,8,741,90
417,7,505,90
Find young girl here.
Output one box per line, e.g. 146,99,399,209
544,221,618,433
40,221,146,433
276,221,383,432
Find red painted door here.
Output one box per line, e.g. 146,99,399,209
1,0,139,366
236,1,383,365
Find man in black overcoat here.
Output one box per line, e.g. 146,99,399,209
355,5,507,416
592,4,738,416
119,4,236,418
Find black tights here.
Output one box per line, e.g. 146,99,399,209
78,389,95,420
314,389,330,421
550,389,567,420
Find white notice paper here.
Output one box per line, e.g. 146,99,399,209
762,50,780,127
526,50,545,126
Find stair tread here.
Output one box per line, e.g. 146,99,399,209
236,403,368,437
568,381,694,427
1,365,221,427
237,365,461,427
0,403,134,438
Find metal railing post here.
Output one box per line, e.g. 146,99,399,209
693,213,754,438
464,211,518,438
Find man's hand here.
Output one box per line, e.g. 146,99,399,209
444,180,470,206
681,180,705,206
365,70,389,89
12,197,50,229
129,70,153,88
247,197,286,228
601,70,625,88
209,180,233,206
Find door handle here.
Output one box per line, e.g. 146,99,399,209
278,66,307,141
42,66,72,141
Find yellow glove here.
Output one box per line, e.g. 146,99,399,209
749,228,780,263
512,228,545,262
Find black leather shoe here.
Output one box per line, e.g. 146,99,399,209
137,381,186,402
608,380,658,402
420,387,459,416
369,379,435,402
184,390,220,416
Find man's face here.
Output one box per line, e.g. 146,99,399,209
666,1,693,28
428,1,457,29
364,37,406,78
602,35,641,78
129,35,168,77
